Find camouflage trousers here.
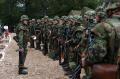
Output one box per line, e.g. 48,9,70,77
19,42,28,67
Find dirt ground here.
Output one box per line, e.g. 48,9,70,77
0,34,69,79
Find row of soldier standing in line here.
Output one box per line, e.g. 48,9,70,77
15,15,84,75
15,11,120,79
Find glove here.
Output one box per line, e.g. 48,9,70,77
19,48,24,52
31,35,36,40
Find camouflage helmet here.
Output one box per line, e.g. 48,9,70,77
61,16,66,19
44,15,49,18
54,16,59,19
68,15,73,19
20,15,29,21
97,11,106,19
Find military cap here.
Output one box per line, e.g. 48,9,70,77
54,16,59,19
61,16,66,19
68,15,73,19
44,16,49,18
20,15,29,21
37,19,41,23
61,16,68,19
97,11,106,19
31,18,36,21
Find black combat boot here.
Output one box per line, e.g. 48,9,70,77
19,67,28,75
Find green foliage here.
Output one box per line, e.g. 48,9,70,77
84,0,100,9
0,0,100,26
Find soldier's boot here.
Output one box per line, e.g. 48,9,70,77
30,41,34,48
43,43,48,55
36,40,40,50
29,38,34,48
19,66,28,75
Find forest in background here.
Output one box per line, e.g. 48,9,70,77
0,0,101,26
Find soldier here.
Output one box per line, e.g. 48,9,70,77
29,19,36,48
17,15,30,75
35,19,42,50
82,12,114,79
43,16,49,55
71,25,85,79
60,18,72,68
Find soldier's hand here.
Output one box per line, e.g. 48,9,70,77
31,35,36,40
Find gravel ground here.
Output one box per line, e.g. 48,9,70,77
0,34,68,79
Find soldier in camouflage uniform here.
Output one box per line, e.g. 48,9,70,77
43,16,49,55
17,15,30,75
29,19,36,48
35,19,43,50
82,12,114,79
52,16,62,59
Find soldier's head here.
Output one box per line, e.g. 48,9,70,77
96,12,106,22
43,16,49,22
20,15,29,25
37,19,41,24
48,19,53,25
29,20,32,25
54,16,59,20
53,19,59,25
31,18,36,23
74,26,84,39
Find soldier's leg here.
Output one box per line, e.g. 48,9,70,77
18,48,28,75
23,48,28,64
63,47,69,68
18,42,28,75
58,45,62,65
36,36,40,49
30,37,34,48
65,48,69,64
19,50,24,67
44,41,48,55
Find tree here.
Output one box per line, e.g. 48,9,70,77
0,0,100,28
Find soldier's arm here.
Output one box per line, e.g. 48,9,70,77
91,24,101,37
18,26,24,49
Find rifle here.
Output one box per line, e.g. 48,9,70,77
71,65,81,79
85,19,95,61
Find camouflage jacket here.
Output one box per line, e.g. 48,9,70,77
17,23,29,48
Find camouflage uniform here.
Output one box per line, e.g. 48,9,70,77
29,19,36,48
83,12,114,79
35,19,43,50
43,16,49,55
17,15,29,75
